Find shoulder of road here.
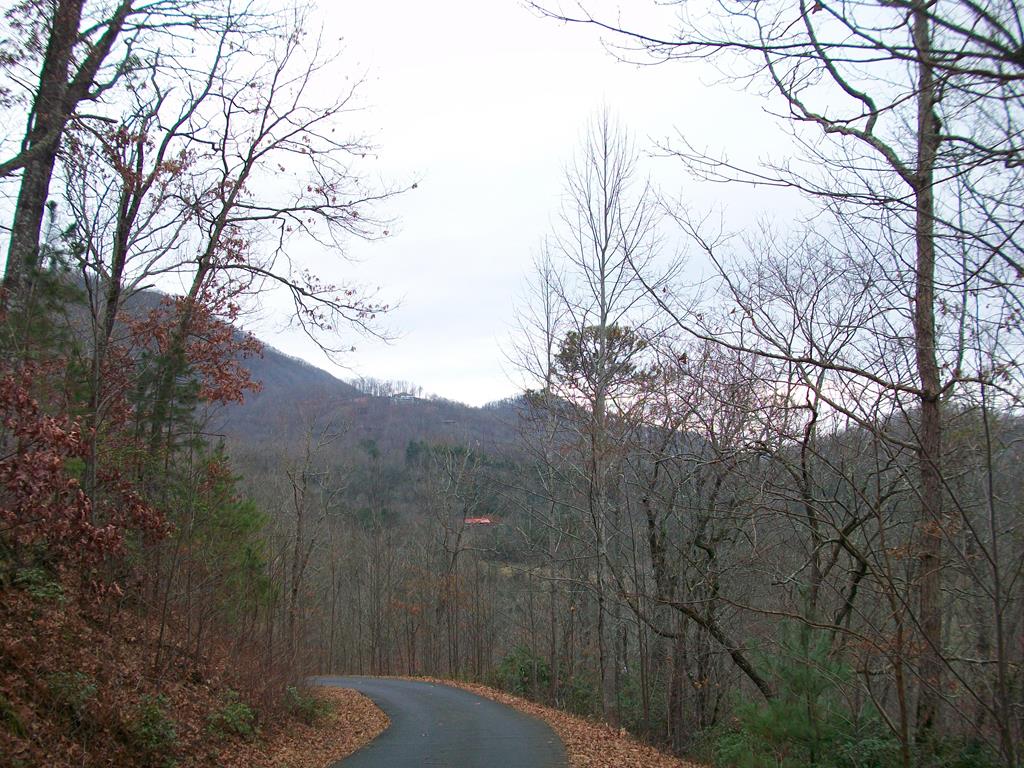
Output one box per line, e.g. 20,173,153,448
292,676,704,768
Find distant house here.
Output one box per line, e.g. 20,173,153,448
391,393,417,402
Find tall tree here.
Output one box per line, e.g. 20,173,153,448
534,2,1024,755
0,0,230,307
516,110,667,724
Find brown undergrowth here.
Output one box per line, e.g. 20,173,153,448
0,576,386,768
226,687,388,768
413,677,705,768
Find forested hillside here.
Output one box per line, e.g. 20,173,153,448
0,1,403,765
218,352,519,448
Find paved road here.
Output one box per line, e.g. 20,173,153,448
316,676,566,768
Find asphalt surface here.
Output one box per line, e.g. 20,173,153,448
316,676,567,768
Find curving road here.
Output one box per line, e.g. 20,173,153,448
316,676,566,768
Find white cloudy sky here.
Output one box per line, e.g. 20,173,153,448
253,0,787,405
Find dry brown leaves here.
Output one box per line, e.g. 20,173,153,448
0,579,388,768
219,687,388,768
414,677,705,768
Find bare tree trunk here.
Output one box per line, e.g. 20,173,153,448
979,383,1016,768
548,527,559,703
592,389,618,725
911,0,944,741
4,1,133,306
668,631,686,753
4,0,84,300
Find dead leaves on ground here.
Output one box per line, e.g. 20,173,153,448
0,580,388,768
221,687,388,768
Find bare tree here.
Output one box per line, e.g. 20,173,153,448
512,109,670,725
533,3,1023,758
0,0,245,306
78,8,410,454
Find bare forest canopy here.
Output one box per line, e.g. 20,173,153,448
1,2,1023,768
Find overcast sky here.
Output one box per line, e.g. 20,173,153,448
253,1,785,406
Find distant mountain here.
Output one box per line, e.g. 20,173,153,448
214,340,522,454
77,281,521,457
245,347,361,401
213,345,359,441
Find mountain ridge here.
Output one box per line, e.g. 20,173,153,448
215,334,521,453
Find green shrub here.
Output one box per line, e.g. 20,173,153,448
556,674,599,717
126,693,178,761
496,645,551,698
13,566,64,603
207,690,257,740
46,671,97,729
0,692,26,738
615,671,655,736
713,625,898,768
285,685,328,725
830,720,904,768
713,727,763,768
926,737,1002,768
